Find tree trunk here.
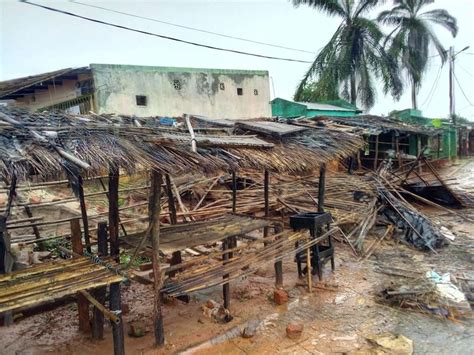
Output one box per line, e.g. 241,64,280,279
350,74,357,105
411,77,417,110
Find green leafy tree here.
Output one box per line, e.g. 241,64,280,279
378,0,458,109
293,0,403,109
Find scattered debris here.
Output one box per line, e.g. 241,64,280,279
286,323,304,339
366,333,413,355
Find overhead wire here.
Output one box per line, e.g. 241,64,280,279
420,65,442,109
454,72,474,106
69,0,316,55
20,0,313,64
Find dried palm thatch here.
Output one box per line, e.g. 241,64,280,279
0,107,364,182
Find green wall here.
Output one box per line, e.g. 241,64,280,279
271,98,359,118
392,109,457,159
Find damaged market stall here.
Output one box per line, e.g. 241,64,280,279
0,108,364,351
300,114,442,170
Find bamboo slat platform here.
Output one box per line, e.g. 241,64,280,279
122,214,272,254
0,256,123,313
162,229,336,297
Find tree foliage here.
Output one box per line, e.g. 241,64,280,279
378,0,458,108
293,0,403,109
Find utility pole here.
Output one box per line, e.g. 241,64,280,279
449,46,455,125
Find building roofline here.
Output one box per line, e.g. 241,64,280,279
89,63,269,76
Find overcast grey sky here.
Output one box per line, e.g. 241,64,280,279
1,0,473,119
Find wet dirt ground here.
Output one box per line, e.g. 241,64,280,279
1,160,473,355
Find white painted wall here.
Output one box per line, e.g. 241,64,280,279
91,64,271,119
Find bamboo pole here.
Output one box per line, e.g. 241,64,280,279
71,218,90,333
165,174,181,278
306,247,312,293
77,176,91,253
92,222,108,340
108,166,124,355
373,135,379,170
80,290,120,324
150,171,164,347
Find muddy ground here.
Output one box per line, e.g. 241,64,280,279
1,161,473,355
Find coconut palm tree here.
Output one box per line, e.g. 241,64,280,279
378,0,458,109
293,0,403,109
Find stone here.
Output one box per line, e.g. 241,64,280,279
286,323,304,339
242,320,260,339
128,321,145,337
121,303,130,315
273,289,288,305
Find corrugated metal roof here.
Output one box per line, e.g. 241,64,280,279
296,102,355,112
0,67,90,99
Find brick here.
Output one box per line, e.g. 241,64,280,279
286,323,304,339
273,289,288,305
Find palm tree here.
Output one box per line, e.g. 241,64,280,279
378,0,458,109
293,0,403,109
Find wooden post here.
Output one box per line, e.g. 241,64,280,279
306,247,312,293
22,204,44,251
150,171,164,346
263,170,269,238
274,224,283,287
232,171,237,213
396,136,402,168
108,168,120,261
108,166,125,355
373,135,379,171
71,218,91,333
98,177,127,237
92,222,108,340
77,176,91,253
223,171,237,310
165,175,181,278
318,164,326,213
0,176,16,326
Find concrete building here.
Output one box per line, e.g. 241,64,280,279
0,64,272,119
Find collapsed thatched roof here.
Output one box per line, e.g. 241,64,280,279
325,115,441,136
0,107,363,182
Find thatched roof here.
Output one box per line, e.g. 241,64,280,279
326,115,441,136
0,107,363,182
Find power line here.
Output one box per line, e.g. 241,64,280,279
457,61,474,78
420,65,442,109
20,1,312,64
454,72,474,106
69,0,315,55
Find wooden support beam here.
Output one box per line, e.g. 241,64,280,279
108,166,125,355
222,171,237,309
396,136,402,168
165,175,181,278
92,222,108,340
150,171,165,346
232,171,237,213
70,218,90,333
0,176,16,326
108,168,120,261
274,224,283,287
373,135,379,171
23,205,44,251
318,164,326,213
77,176,91,252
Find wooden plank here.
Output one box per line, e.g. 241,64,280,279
235,121,308,137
